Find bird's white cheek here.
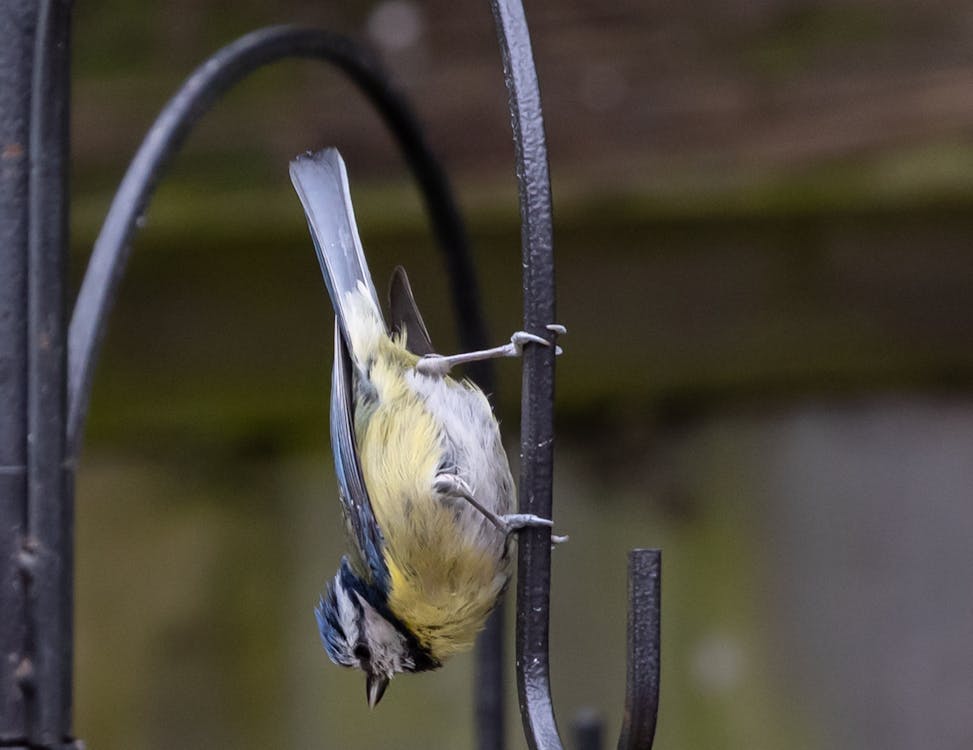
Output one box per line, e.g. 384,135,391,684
334,578,360,646
353,592,409,674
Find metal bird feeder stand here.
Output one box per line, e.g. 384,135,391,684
0,2,661,749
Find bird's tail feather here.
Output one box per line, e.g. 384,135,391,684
290,148,384,353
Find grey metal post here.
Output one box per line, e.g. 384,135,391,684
0,0,36,737
0,0,74,747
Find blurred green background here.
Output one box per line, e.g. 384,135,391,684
70,1,973,748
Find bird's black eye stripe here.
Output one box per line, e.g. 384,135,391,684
354,644,371,662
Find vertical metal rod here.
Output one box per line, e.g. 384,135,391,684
474,600,506,750
0,0,36,742
617,550,661,750
573,710,604,750
25,0,72,745
487,1,561,749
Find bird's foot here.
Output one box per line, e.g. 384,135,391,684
416,324,566,377
435,473,567,543
499,513,569,544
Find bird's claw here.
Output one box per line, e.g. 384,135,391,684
501,512,552,530
415,324,566,377
500,513,568,545
510,324,567,356
510,331,549,353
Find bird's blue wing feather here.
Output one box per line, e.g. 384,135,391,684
290,148,389,592
331,323,389,591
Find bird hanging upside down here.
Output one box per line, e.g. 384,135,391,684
290,149,565,707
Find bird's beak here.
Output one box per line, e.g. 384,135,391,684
366,672,389,708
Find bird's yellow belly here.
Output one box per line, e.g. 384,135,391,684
356,357,509,661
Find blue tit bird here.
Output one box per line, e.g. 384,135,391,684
290,148,565,708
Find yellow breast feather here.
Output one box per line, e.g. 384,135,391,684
356,336,508,661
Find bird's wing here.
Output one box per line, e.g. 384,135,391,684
330,322,390,590
389,265,435,356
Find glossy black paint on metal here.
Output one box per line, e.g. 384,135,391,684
0,0,35,740
570,555,662,750
0,0,74,746
62,23,505,748
487,0,562,749
488,3,662,749
25,0,73,745
66,25,491,458
618,550,661,750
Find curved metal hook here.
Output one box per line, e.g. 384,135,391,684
571,551,662,750
66,24,492,457
65,23,506,749
619,549,662,750
488,2,661,749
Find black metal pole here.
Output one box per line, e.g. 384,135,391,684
475,600,506,750
0,0,36,740
25,0,73,746
487,1,563,749
487,6,664,750
574,710,605,750
618,550,661,750
1,0,74,748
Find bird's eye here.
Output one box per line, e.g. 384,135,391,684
354,644,371,662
